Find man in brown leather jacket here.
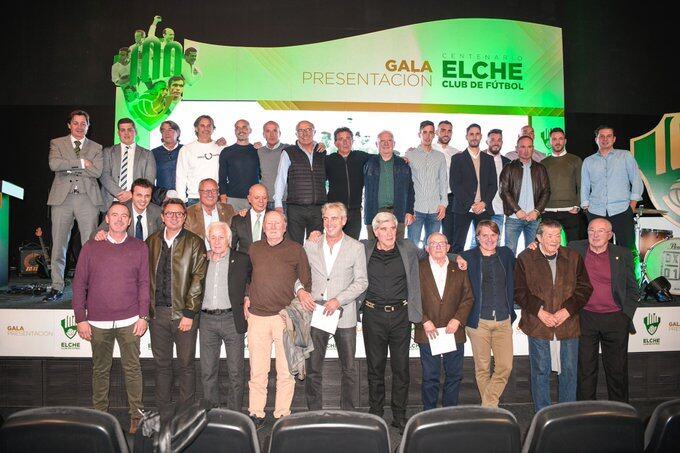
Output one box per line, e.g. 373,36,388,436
515,219,592,412
499,135,550,254
147,198,207,415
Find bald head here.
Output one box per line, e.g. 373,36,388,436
247,183,268,213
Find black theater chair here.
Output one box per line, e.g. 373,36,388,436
269,410,390,453
0,406,129,453
644,398,680,453
522,401,644,453
398,406,521,453
181,408,259,453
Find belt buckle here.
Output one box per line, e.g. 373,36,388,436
384,305,396,312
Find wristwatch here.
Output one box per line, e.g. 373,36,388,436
140,315,150,321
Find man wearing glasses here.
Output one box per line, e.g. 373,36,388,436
146,198,207,416
184,178,235,250
273,120,327,244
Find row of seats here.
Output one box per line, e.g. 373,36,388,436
1,399,678,453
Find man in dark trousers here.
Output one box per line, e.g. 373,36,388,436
449,123,498,253
360,211,421,434
570,218,639,402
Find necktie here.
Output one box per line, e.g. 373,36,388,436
120,146,130,191
135,215,144,240
253,213,262,241
74,140,81,158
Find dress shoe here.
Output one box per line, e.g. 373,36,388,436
391,418,406,435
42,289,63,302
249,414,266,431
129,417,141,435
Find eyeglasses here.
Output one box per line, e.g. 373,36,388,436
296,128,314,134
428,241,448,248
163,212,186,218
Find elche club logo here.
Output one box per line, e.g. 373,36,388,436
644,313,661,336
60,315,78,340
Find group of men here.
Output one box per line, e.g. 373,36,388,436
50,109,641,435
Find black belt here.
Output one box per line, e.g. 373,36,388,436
201,308,232,315
364,300,407,312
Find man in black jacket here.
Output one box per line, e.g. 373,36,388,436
449,124,498,253
325,127,370,239
569,218,639,402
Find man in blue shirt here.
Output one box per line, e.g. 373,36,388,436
151,120,182,196
581,125,643,252
218,119,261,212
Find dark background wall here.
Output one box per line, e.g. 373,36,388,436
1,0,677,269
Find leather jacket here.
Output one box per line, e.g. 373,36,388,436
515,246,593,340
146,228,207,320
499,160,551,216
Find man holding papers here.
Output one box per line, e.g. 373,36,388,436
414,232,473,411
303,202,368,410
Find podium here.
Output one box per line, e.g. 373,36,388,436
1,180,24,286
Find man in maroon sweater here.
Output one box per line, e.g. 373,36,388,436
72,202,150,435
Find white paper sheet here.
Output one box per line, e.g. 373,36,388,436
311,304,341,334
428,328,457,355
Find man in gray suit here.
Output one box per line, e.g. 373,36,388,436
44,110,104,302
361,211,422,433
304,202,368,410
93,178,162,240
100,117,156,210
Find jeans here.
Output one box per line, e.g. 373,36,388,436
451,211,491,253
504,217,539,254
150,306,198,412
199,311,245,410
528,336,578,412
408,211,441,248
305,326,357,410
418,342,464,410
286,204,323,244
470,214,504,249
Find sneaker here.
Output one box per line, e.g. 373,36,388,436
42,289,63,302
249,415,266,431
129,418,141,435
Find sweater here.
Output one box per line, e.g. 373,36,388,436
72,237,150,323
218,143,260,198
248,237,312,316
542,153,582,209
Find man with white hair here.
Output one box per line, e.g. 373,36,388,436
199,221,251,410
361,211,421,433
304,202,368,410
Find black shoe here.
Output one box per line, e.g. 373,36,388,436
391,418,406,435
250,415,266,431
42,289,63,302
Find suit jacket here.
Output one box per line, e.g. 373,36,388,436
47,135,103,207
304,234,368,328
184,202,235,239
100,144,157,210
220,250,252,334
360,239,422,323
93,201,163,239
568,240,639,333
414,258,474,344
515,246,593,340
231,209,267,254
449,149,498,215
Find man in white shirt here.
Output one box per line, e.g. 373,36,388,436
303,202,368,410
176,115,223,206
111,47,131,87
483,129,511,234
100,118,156,210
181,47,202,86
433,120,461,245
231,183,268,254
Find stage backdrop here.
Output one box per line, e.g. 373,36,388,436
112,17,565,151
